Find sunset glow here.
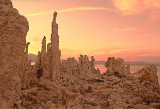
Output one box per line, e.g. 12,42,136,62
12,0,160,63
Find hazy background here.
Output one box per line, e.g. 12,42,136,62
12,0,160,64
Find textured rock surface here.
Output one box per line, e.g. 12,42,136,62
0,0,160,109
133,65,159,83
104,57,130,77
0,0,29,108
51,12,61,81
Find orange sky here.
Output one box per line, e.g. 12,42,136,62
12,0,160,62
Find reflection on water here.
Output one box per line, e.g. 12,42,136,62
95,64,106,73
95,64,160,84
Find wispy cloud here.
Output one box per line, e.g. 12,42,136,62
86,47,160,61
111,24,160,34
109,49,128,54
26,7,114,16
111,27,136,32
112,0,160,15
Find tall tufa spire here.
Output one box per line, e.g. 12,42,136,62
53,11,57,23
51,12,61,81
41,36,46,54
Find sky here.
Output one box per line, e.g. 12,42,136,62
12,0,160,62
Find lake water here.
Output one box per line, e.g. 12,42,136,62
95,64,160,84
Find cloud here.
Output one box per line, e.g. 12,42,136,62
111,27,136,32
109,49,128,54
60,48,81,60
61,48,128,61
33,36,42,42
111,24,160,33
112,0,160,15
26,7,114,17
87,48,129,60
110,0,160,35
28,47,160,63
89,47,160,62
113,0,139,15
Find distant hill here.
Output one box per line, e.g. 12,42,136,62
95,61,160,65
28,54,160,65
95,61,105,65
28,54,37,62
124,61,160,65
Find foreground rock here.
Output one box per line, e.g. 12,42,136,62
0,0,160,109
17,13,160,108
133,65,158,83
0,0,29,108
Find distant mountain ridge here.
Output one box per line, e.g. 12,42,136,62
28,54,160,65
28,54,37,62
95,61,160,65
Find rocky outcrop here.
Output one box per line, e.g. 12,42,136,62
133,64,158,83
51,12,61,81
41,36,46,68
61,57,79,76
61,55,99,75
79,55,97,74
33,12,61,82
104,57,130,77
0,0,29,108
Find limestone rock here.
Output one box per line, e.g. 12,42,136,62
51,12,61,81
41,36,46,67
79,55,91,74
104,57,130,77
22,87,38,96
133,64,158,83
79,55,99,74
33,12,61,82
0,0,29,108
61,57,79,76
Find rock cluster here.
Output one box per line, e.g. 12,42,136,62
61,55,99,76
104,57,130,77
0,0,160,109
33,12,61,82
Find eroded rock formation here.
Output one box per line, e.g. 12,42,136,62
33,13,61,82
0,0,29,108
133,64,159,83
104,57,130,77
0,0,160,109
51,12,61,81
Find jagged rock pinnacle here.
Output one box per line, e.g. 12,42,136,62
53,11,57,23
41,36,46,53
43,36,46,39
26,42,30,57
51,11,61,81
